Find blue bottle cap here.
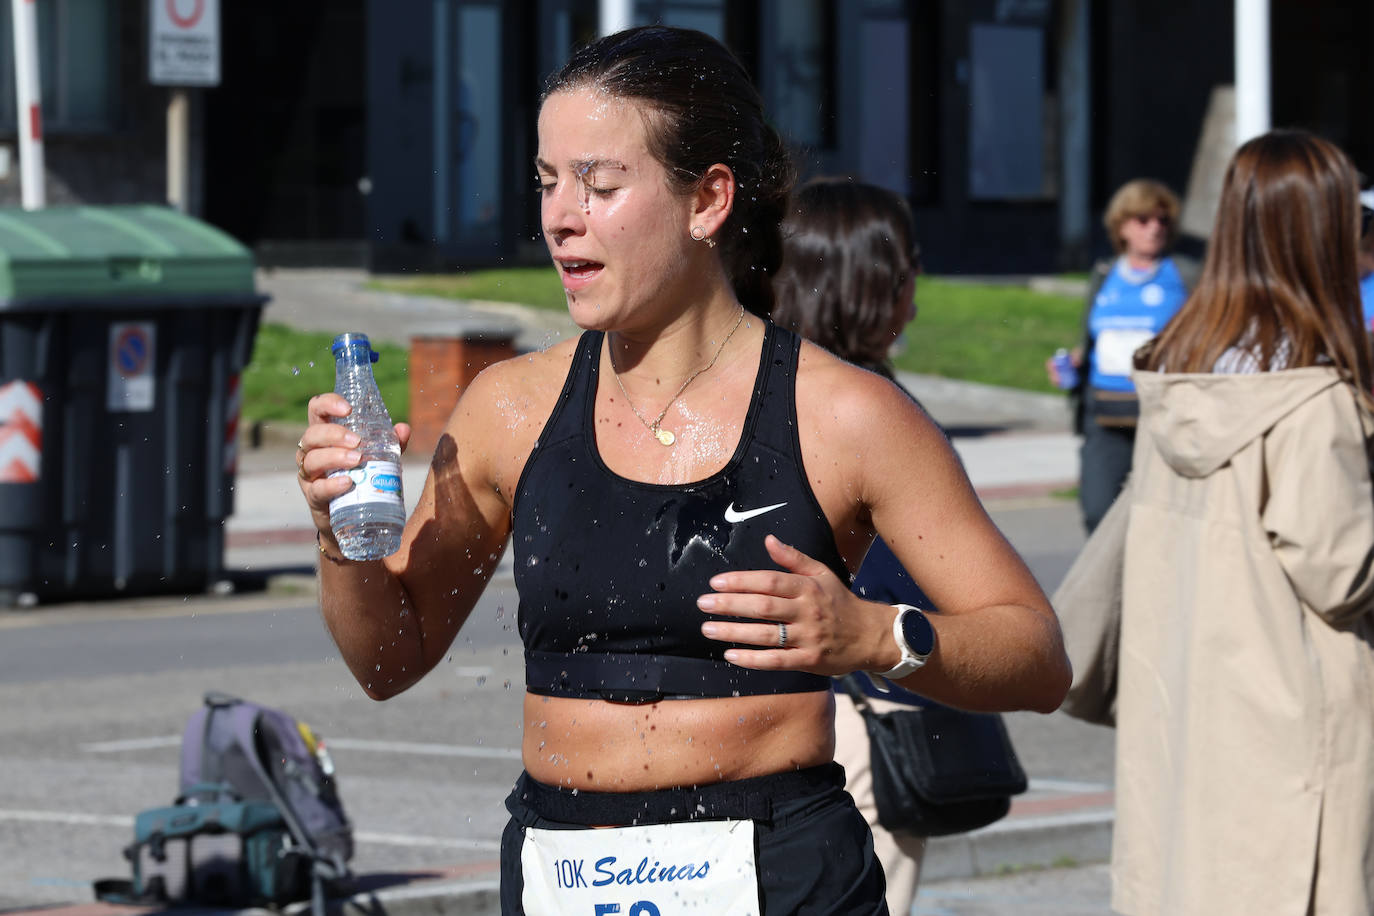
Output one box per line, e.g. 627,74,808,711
331,332,380,363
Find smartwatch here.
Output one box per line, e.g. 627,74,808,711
874,604,935,681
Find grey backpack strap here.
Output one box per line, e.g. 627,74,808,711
227,706,340,916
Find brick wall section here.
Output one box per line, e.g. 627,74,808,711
407,333,515,458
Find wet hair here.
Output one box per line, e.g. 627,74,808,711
1138,129,1373,395
1103,179,1181,255
771,177,919,376
543,25,796,317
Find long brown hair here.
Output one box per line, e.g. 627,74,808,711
1139,130,1372,395
772,178,919,376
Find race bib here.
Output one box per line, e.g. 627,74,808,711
1095,328,1154,379
521,819,760,915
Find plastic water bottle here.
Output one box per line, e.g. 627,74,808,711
1052,348,1080,390
327,332,405,560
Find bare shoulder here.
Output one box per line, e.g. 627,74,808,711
448,334,582,494
459,335,579,417
793,341,943,449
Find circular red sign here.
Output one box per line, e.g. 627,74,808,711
166,0,204,29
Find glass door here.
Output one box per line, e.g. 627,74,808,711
433,0,504,248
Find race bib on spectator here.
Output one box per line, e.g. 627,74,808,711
1095,329,1154,379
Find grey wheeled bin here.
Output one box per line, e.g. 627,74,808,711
0,205,267,606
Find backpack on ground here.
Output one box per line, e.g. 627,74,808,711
94,691,354,914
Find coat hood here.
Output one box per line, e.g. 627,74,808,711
1131,367,1347,478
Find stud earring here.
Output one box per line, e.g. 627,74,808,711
690,226,717,248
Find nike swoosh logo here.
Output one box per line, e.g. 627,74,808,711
724,501,788,523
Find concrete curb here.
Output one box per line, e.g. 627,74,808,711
305,877,501,916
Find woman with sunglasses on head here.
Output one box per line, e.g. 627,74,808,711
296,25,1069,915
1047,179,1195,532
1115,129,1374,916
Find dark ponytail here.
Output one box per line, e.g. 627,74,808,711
544,26,796,316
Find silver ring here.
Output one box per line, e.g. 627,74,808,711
777,622,788,649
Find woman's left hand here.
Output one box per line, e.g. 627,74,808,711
698,534,894,676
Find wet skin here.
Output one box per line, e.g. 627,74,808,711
303,86,1065,796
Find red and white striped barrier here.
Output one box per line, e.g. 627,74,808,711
0,380,42,483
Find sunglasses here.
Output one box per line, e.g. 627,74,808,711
1362,205,1373,238
1131,213,1172,227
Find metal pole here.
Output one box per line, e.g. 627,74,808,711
167,89,190,212
1234,0,1270,146
599,0,633,37
10,0,44,209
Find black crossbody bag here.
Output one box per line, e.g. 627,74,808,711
838,675,1028,836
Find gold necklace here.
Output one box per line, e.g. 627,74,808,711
610,306,747,446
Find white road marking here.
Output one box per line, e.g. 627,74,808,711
354,830,500,851
82,735,522,760
325,738,521,760
0,809,499,850
81,736,180,753
0,809,131,828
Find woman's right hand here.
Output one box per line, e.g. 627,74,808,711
295,392,412,534
1044,347,1082,388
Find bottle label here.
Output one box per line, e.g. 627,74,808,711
328,460,405,512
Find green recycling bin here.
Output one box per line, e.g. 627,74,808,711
0,205,267,606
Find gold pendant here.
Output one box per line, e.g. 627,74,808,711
653,427,676,446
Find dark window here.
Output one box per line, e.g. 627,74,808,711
764,0,836,151
0,0,119,133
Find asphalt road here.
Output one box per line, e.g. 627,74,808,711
0,498,1105,915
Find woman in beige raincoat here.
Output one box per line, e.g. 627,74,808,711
1115,129,1374,915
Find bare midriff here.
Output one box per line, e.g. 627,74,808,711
521,689,836,791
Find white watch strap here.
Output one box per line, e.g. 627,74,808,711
873,605,925,682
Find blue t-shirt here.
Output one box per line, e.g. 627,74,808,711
1088,257,1188,392
1360,272,1374,330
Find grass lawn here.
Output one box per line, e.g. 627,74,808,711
368,268,1083,393
369,267,568,311
241,324,411,425
241,268,1082,425
894,277,1082,392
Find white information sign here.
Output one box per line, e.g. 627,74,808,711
149,0,220,87
108,323,157,413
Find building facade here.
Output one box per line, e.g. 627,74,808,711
0,0,1368,274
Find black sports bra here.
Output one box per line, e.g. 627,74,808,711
511,321,846,701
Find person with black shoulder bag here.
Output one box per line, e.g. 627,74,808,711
772,178,1030,915
834,539,1028,909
